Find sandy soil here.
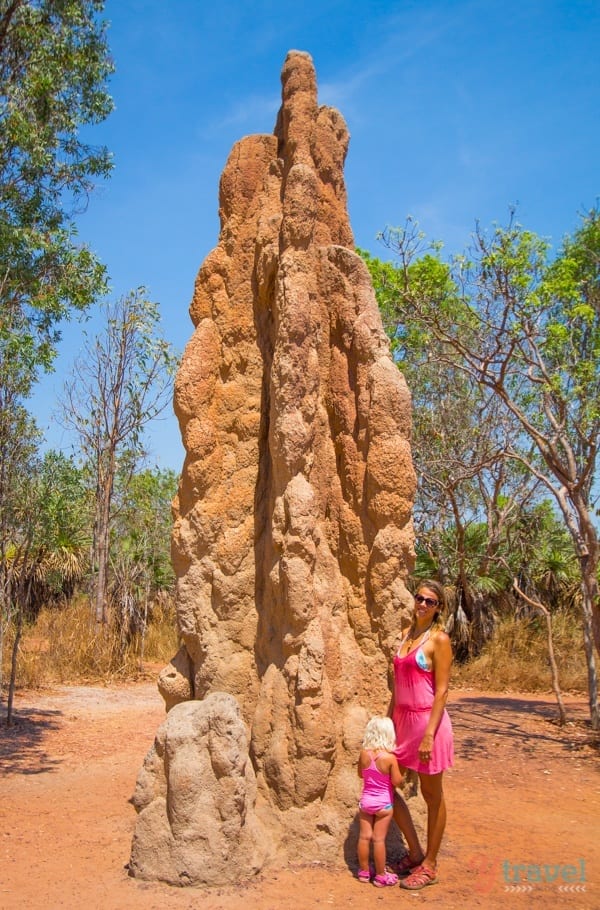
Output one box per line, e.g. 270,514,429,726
1,681,598,910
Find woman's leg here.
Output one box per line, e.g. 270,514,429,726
418,772,446,869
357,810,374,871
371,810,393,875
392,791,424,861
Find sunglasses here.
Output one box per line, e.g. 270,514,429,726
415,594,439,608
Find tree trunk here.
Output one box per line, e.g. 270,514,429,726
0,550,8,712
94,514,109,625
512,580,567,726
138,576,151,672
576,531,599,729
0,605,5,717
0,559,15,721
551,493,599,727
581,555,600,657
6,595,23,726
581,594,599,731
544,609,567,726
93,471,114,626
6,570,30,727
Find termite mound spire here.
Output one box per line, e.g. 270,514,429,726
130,50,416,886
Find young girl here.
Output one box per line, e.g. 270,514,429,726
357,716,403,887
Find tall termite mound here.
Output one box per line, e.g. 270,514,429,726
130,50,416,886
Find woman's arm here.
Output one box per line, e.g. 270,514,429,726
358,748,367,778
387,642,401,718
387,689,395,718
418,631,452,761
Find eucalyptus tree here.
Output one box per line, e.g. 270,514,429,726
112,466,177,593
61,290,178,626
0,0,113,397
369,209,600,726
0,0,113,645
1,445,89,724
0,406,40,714
506,503,580,725
363,242,544,654
27,450,91,612
109,466,177,661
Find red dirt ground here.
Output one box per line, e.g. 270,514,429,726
1,682,598,909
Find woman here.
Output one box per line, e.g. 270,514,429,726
389,579,453,890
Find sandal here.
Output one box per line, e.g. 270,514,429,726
373,871,399,888
357,868,371,883
392,853,425,876
400,864,438,890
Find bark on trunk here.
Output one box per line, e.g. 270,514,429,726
93,471,115,626
512,580,567,726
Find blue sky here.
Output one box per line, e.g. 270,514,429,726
33,0,600,471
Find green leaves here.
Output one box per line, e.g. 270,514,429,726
0,0,113,401
58,290,178,623
361,207,600,654
112,467,178,592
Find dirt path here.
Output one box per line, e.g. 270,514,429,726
1,683,598,909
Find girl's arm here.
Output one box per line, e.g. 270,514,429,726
418,631,452,761
377,752,403,789
388,754,404,789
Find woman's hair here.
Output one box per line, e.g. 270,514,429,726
362,716,397,752
413,578,447,632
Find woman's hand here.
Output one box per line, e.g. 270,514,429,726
418,732,434,762
418,630,452,763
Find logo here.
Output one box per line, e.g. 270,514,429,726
467,855,587,895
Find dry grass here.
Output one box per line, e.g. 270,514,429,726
453,611,587,694
3,594,179,688
3,600,588,696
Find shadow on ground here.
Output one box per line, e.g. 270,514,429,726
0,708,63,776
450,694,599,763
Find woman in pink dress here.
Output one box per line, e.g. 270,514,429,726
389,580,453,890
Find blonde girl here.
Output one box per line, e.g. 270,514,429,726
356,716,403,887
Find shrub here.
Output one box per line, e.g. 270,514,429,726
452,611,586,693
2,594,179,688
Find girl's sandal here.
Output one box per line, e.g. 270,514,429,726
357,869,371,883
400,864,438,890
373,871,399,888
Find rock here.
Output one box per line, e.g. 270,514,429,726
136,49,416,881
129,693,265,885
157,644,193,710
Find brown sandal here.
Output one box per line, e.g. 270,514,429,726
400,864,438,890
392,854,425,877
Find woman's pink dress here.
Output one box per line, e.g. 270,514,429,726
392,636,454,775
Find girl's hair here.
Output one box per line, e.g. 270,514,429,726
362,716,397,752
413,578,447,632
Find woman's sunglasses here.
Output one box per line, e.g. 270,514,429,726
415,594,439,608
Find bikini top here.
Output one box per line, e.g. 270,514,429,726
396,629,432,671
